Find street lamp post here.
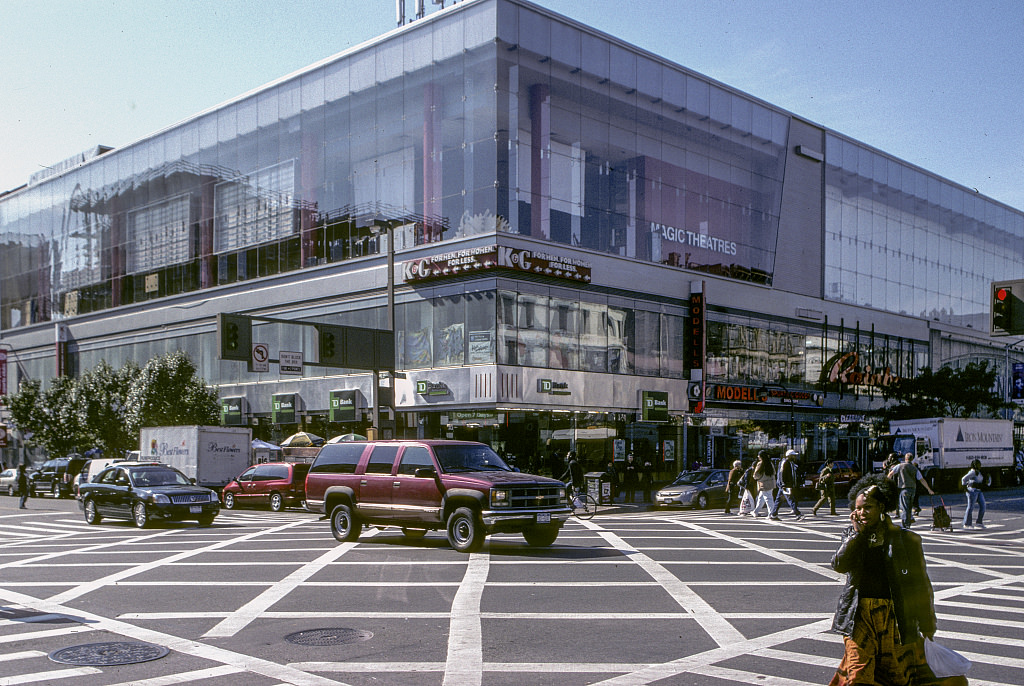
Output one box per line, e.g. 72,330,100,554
367,217,399,437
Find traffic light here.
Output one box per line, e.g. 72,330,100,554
991,280,1024,335
316,324,347,367
217,313,252,361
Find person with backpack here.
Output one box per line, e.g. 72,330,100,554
812,457,838,516
769,449,804,520
724,460,743,514
961,459,986,529
750,451,776,518
887,452,934,528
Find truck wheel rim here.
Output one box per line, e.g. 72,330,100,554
453,518,471,544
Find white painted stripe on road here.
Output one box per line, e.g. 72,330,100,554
0,650,45,662
102,664,245,685
0,666,103,684
46,518,310,604
588,619,835,686
579,518,746,647
0,624,95,643
442,553,488,686
291,661,657,673
689,663,823,685
0,586,351,686
202,528,379,638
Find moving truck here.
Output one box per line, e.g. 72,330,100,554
883,418,1014,490
140,426,252,489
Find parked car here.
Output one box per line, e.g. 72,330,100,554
1,468,17,496
31,456,87,498
655,469,729,509
305,440,571,552
74,457,128,498
222,462,311,511
800,460,862,498
78,463,220,528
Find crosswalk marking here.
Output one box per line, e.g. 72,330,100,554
1,506,1021,685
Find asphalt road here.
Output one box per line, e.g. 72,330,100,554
1,489,1022,685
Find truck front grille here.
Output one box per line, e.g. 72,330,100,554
507,485,564,509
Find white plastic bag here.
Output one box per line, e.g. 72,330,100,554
923,637,971,678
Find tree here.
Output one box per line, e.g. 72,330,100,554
79,360,139,458
2,378,47,448
1,376,89,457
124,351,220,434
878,361,1009,421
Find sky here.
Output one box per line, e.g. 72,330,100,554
2,0,1023,209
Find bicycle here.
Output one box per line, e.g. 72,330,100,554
567,485,598,520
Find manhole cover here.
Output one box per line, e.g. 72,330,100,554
285,627,373,646
49,641,169,666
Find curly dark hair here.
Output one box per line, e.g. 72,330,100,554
847,473,899,512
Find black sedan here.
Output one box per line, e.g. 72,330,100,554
79,463,220,528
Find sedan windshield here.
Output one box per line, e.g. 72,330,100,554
129,467,191,487
671,470,712,486
435,445,511,473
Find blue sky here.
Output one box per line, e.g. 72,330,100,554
2,0,1022,210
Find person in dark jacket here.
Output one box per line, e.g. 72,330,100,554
829,474,963,686
17,463,29,509
724,459,743,514
560,452,584,495
812,457,838,516
622,453,639,503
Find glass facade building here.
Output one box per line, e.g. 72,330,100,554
2,0,1022,471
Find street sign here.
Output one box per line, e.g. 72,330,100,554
0,424,7,447
251,343,270,373
279,351,303,375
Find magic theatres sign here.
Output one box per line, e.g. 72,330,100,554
403,245,592,283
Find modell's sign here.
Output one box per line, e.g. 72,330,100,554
403,245,592,283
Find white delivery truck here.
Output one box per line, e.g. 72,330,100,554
140,426,252,490
887,418,1014,490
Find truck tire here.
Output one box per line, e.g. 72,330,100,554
330,503,360,542
447,507,484,553
522,525,559,547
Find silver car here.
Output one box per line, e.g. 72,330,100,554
1,468,18,496
655,469,729,509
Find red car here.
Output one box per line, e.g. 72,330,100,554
222,462,311,512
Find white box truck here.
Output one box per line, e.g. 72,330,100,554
887,418,1014,490
140,426,252,489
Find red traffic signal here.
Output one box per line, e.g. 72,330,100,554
996,287,1009,302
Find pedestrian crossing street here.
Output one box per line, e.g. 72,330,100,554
0,504,1021,685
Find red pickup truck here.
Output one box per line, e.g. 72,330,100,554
304,440,572,552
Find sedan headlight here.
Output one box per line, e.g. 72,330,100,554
490,489,510,508
150,493,170,504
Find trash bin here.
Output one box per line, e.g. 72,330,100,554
585,471,612,505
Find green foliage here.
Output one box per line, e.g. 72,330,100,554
79,360,140,458
124,351,220,433
2,351,219,459
878,361,1009,421
2,379,46,446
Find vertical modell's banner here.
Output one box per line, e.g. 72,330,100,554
686,281,706,413
0,349,7,396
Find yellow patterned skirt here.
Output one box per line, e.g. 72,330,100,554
830,598,968,686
